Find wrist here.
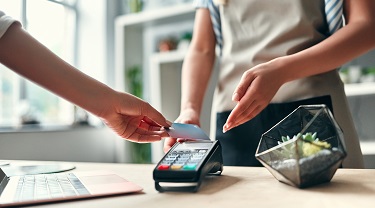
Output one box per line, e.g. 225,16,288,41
178,106,201,124
92,87,119,119
271,55,299,84
181,102,201,114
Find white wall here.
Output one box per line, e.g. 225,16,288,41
345,49,375,169
347,95,375,169
0,126,120,163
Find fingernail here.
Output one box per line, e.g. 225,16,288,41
223,122,231,133
227,122,232,128
232,93,239,102
166,120,173,126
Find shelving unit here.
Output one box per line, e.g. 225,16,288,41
148,49,218,163
149,49,218,126
114,3,195,97
344,82,375,97
114,3,196,163
149,50,186,117
360,141,375,155
115,4,195,27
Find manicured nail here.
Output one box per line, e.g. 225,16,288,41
166,120,173,126
223,122,231,133
232,93,239,101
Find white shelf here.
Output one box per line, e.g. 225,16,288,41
149,50,187,113
150,50,187,64
114,3,195,95
360,141,375,155
345,82,375,97
115,3,195,27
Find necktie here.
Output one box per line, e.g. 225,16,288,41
325,0,344,34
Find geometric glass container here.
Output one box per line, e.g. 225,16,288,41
255,105,347,188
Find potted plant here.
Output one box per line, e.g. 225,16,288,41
126,65,151,164
255,105,347,188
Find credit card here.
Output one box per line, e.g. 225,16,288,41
165,123,210,141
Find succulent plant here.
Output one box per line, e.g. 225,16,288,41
277,132,331,157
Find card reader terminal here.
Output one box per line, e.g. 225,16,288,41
153,140,223,192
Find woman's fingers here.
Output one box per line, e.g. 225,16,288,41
223,75,269,132
124,127,170,143
225,104,265,132
223,99,255,132
138,118,167,131
140,102,171,127
232,71,255,102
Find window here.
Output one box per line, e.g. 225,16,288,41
0,0,78,127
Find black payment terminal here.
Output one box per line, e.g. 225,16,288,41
153,140,223,192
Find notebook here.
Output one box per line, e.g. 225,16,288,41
0,167,143,207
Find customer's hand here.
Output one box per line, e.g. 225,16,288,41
100,91,171,143
0,22,171,143
163,108,201,152
223,60,285,132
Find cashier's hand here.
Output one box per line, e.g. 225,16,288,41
100,91,171,143
223,61,285,133
163,108,201,152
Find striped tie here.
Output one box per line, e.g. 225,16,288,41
208,0,223,52
325,0,344,34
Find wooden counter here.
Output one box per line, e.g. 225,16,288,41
6,161,375,208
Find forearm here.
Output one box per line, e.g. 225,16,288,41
180,8,217,115
276,1,375,84
180,47,215,114
0,23,114,117
278,22,375,83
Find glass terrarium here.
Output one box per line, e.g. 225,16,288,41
255,105,347,188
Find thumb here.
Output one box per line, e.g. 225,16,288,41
141,102,171,127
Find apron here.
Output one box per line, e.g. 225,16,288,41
212,0,364,168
